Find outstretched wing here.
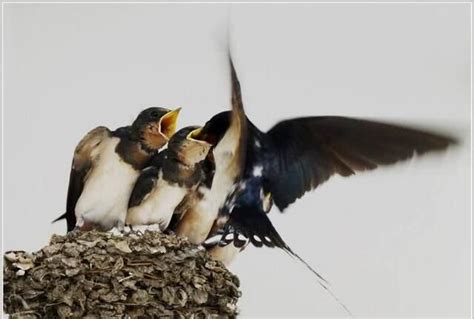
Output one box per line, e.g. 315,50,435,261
264,117,456,211
53,126,111,232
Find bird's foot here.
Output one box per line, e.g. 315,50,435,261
128,224,161,235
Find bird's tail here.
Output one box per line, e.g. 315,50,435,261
221,205,352,316
52,211,76,232
281,243,352,316
52,212,67,223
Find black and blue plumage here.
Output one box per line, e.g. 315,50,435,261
204,59,456,251
198,59,455,314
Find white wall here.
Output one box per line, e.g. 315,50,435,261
3,3,471,317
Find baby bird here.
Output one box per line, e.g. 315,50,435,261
54,107,180,232
126,126,212,230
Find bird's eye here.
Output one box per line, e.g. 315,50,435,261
150,110,160,118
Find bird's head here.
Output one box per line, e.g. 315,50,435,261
132,107,181,151
168,126,212,166
196,111,231,146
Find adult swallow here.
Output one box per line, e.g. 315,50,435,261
126,126,212,230
202,59,455,314
53,107,181,232
203,59,455,253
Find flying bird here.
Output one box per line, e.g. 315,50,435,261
203,56,455,278
201,59,456,254
126,126,212,230
197,58,455,314
53,107,180,232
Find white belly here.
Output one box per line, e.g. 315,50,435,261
126,175,188,230
75,138,139,230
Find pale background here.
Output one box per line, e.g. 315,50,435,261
3,3,471,317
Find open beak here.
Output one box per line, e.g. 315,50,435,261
186,127,210,145
188,126,217,146
179,126,212,163
159,107,181,139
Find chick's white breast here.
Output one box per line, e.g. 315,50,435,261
75,137,139,230
126,173,188,230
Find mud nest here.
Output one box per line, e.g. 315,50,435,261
3,230,241,318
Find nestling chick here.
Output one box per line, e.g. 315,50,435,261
53,107,180,232
126,126,212,230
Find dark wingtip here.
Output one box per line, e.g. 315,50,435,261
444,134,459,147
415,131,459,156
429,128,458,146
